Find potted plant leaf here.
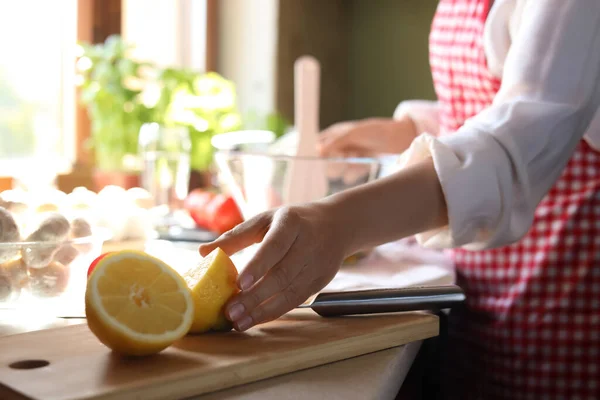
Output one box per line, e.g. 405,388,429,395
76,35,242,191
148,68,242,188
76,35,153,190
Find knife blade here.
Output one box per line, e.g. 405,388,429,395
297,285,466,317
57,285,466,320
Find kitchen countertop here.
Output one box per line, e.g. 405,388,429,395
0,239,451,399
0,311,422,400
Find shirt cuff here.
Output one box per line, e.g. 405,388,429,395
397,132,513,250
393,100,441,137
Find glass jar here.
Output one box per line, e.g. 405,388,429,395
138,123,191,219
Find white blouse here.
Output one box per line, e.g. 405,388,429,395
393,0,600,251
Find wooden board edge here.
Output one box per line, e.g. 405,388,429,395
0,386,30,400
87,314,439,400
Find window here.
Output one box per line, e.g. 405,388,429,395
122,0,208,71
0,0,214,189
0,0,78,176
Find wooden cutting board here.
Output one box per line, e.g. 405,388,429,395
0,309,438,400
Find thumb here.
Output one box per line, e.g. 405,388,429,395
199,212,272,257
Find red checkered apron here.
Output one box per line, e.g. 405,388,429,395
430,0,600,398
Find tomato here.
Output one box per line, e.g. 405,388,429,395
204,194,244,234
184,189,243,234
87,252,114,278
184,189,217,228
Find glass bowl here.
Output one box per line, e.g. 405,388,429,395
0,229,111,316
213,151,399,220
213,147,399,266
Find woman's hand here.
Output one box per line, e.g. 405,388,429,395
318,116,418,158
198,202,349,332
198,158,449,332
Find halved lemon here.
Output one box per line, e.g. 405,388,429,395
182,247,240,333
85,250,195,356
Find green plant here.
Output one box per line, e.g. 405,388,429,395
154,69,242,171
77,35,241,172
77,35,153,171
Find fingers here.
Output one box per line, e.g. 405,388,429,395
235,286,306,331
198,212,272,257
236,209,300,290
318,122,358,156
227,267,317,331
233,238,307,311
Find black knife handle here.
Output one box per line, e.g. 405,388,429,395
310,285,466,317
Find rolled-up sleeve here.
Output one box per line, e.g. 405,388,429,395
401,0,600,250
393,100,441,137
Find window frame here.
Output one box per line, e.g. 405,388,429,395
0,0,217,192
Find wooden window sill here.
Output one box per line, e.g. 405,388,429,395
0,165,95,193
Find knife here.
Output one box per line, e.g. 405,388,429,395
58,285,466,320
297,285,466,317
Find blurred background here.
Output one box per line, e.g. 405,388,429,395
0,0,437,193
0,0,455,316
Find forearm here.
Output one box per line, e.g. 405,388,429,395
322,158,448,255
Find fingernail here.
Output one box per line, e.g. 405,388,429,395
239,275,254,291
228,303,245,321
236,316,253,331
